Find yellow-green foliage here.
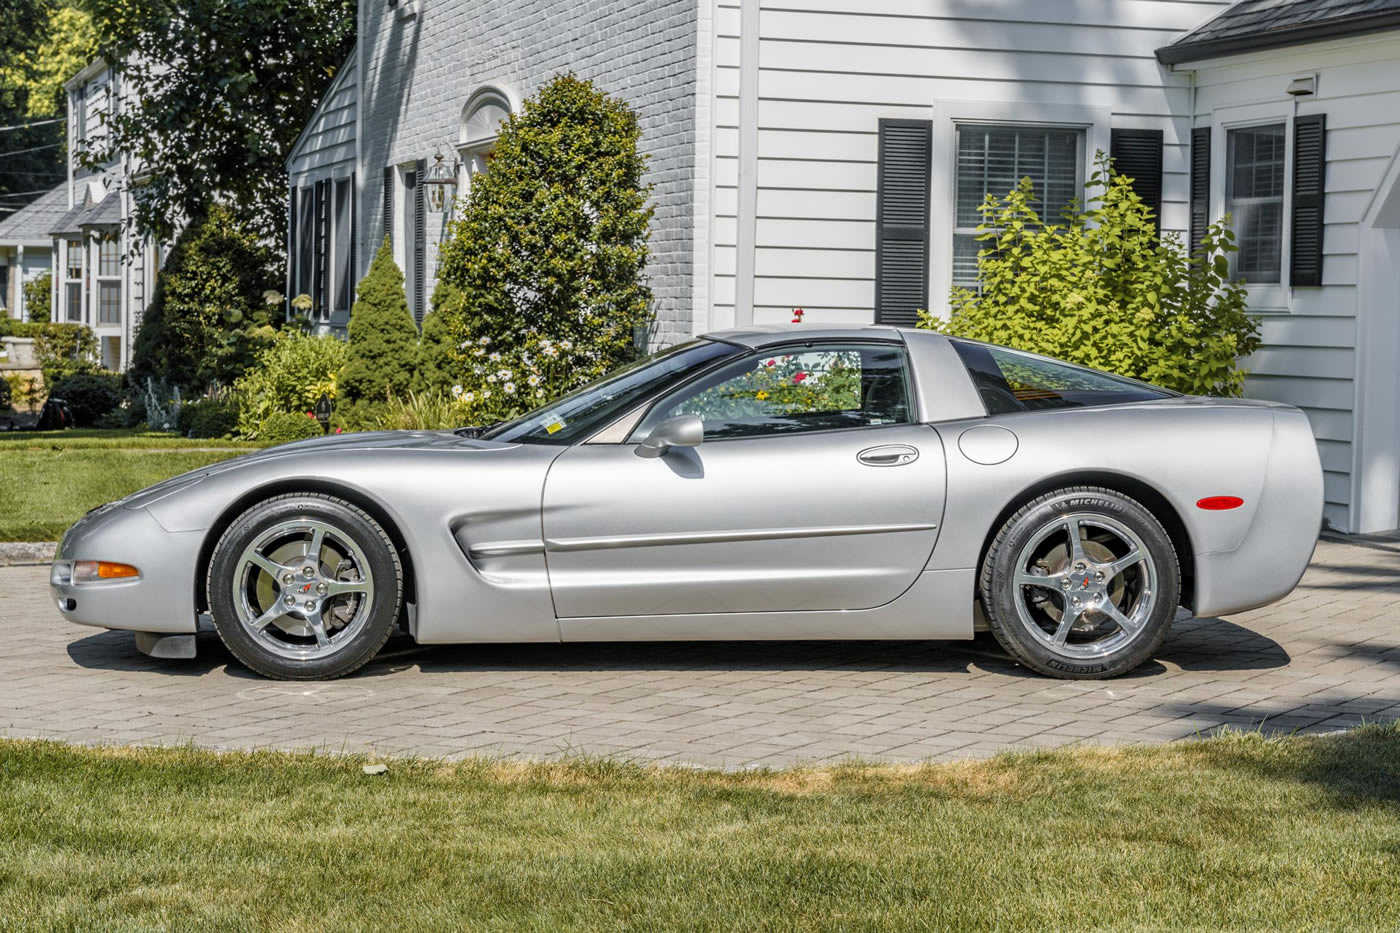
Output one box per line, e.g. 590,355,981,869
922,153,1260,397
233,331,346,439
338,238,419,425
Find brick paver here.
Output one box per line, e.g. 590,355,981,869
3,538,1398,768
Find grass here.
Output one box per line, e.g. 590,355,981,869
1,727,1398,930
0,429,265,541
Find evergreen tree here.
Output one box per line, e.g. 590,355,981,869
339,238,419,422
411,283,460,395
128,204,280,394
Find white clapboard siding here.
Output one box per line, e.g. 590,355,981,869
703,0,1230,339
288,55,358,180
1192,33,1400,528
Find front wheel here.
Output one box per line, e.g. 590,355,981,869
979,486,1180,679
207,493,403,680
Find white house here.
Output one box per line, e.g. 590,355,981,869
285,0,1400,534
0,184,67,321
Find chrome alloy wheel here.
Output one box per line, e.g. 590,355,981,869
231,518,376,661
1011,511,1156,660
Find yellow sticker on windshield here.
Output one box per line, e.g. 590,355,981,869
545,420,565,434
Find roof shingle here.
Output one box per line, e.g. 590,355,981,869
1158,0,1400,64
0,184,69,247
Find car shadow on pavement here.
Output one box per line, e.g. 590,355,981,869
65,617,1290,681
1294,562,1400,592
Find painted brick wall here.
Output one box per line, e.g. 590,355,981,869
360,0,698,346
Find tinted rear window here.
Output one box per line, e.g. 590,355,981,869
950,340,1175,415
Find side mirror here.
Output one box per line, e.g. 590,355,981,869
635,415,704,459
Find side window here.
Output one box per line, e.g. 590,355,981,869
950,340,1174,414
635,343,913,441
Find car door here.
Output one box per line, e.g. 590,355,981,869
541,340,947,619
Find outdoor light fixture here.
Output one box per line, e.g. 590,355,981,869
1286,76,1316,97
423,149,457,212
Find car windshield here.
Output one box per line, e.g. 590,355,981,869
481,339,741,445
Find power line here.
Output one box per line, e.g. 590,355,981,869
0,118,61,134
0,142,61,158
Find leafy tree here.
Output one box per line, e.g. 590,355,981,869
922,153,1260,397
24,272,51,323
435,73,654,422
82,0,355,242
128,204,281,395
0,3,96,119
32,321,98,386
338,238,419,426
0,1,69,211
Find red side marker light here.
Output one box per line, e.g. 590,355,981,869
1196,496,1244,511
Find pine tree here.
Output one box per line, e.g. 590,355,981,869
338,238,419,422
411,284,458,395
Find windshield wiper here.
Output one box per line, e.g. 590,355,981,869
452,422,501,438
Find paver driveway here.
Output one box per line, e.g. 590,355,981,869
2,538,1398,768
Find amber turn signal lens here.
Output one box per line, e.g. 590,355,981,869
1196,496,1244,511
72,561,140,583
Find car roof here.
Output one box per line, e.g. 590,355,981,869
702,323,908,348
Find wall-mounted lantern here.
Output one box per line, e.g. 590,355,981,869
422,150,457,212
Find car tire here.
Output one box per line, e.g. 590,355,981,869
979,486,1180,679
207,493,403,680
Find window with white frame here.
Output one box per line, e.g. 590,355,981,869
457,89,511,209
952,124,1084,288
1226,124,1285,284
64,240,83,322
96,234,121,324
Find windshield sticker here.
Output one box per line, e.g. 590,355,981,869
545,420,566,434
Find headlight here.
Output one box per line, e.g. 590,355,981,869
70,561,141,584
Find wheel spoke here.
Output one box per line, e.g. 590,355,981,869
326,578,373,599
306,526,326,565
1107,547,1145,580
1099,598,1140,637
1051,603,1082,646
247,603,287,632
248,551,282,580
307,614,332,648
1015,570,1065,591
1066,519,1087,564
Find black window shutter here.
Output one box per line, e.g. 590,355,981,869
382,165,394,248
349,170,357,305
313,179,328,318
286,186,297,318
1291,114,1326,287
1110,129,1163,236
413,157,426,325
1189,127,1210,257
874,119,931,327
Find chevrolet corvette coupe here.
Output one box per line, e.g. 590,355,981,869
52,325,1322,681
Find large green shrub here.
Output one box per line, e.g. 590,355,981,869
921,153,1260,397
434,73,654,424
411,287,458,396
232,331,347,439
258,410,324,445
337,238,418,427
49,371,123,426
177,397,239,439
23,272,51,323
128,204,281,396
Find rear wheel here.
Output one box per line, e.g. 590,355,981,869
207,493,402,680
979,486,1179,679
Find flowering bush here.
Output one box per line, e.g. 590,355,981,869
433,74,654,424
675,351,861,421
232,331,346,439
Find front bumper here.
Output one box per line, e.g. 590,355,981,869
52,505,203,634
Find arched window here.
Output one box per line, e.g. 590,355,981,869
457,86,515,201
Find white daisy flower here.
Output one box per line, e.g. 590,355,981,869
504,382,516,395
536,389,545,398
451,384,463,398
487,374,497,383
559,339,573,350
489,352,501,362
544,346,559,358
478,336,491,345
473,348,485,357
496,369,511,380
483,390,492,398
527,374,541,387
463,391,475,402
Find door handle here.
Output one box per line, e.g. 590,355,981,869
857,444,919,467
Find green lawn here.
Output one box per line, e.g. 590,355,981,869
0,429,264,541
1,727,1398,930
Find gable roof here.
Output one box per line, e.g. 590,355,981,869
1157,0,1400,64
0,184,68,248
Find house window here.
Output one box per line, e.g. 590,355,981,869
294,186,315,302
1226,124,1285,284
332,177,353,315
64,240,83,322
953,124,1084,288
96,235,121,324
458,88,512,209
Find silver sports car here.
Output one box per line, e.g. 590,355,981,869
52,326,1323,681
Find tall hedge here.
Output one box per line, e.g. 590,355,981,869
23,272,51,323
337,238,419,423
128,204,281,395
433,73,654,422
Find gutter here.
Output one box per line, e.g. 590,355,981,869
1156,12,1400,65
